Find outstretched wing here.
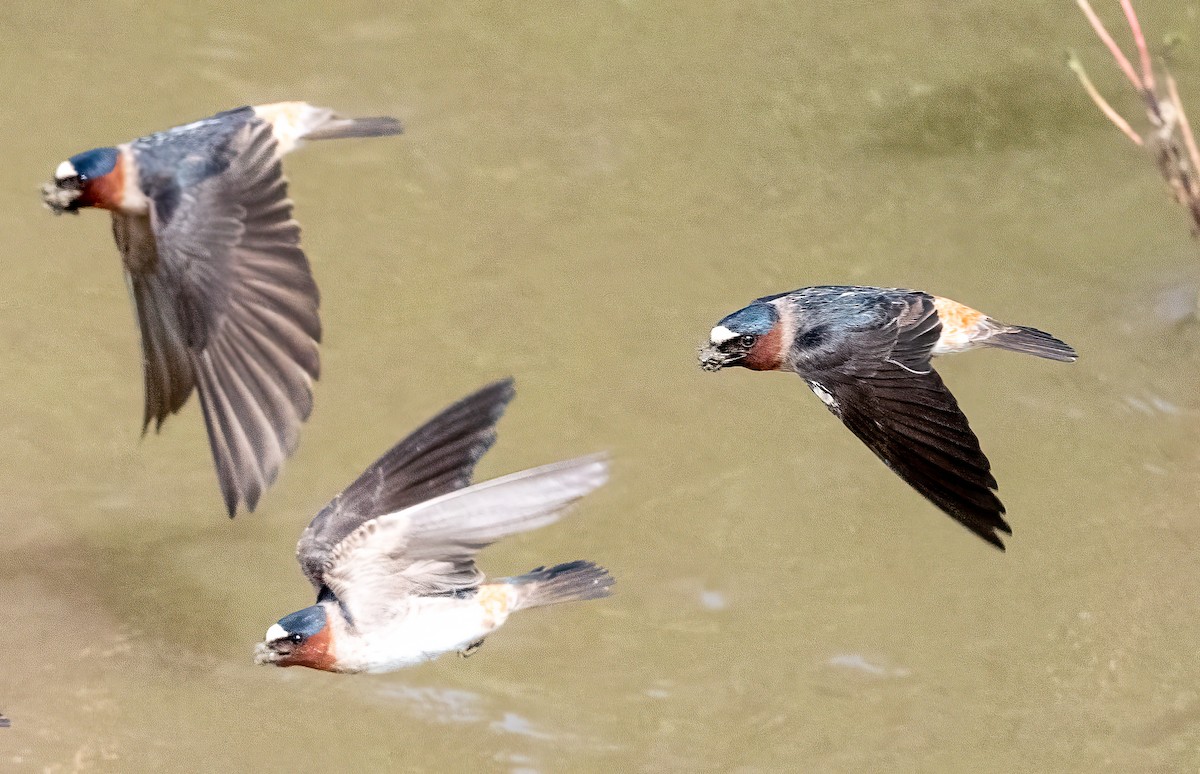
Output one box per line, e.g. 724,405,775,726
296,379,516,589
119,118,320,516
796,293,1010,548
321,454,608,630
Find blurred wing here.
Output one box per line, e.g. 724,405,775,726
801,294,1010,548
116,213,197,431
122,118,321,516
323,454,608,629
296,379,516,589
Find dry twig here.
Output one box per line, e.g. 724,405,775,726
1073,0,1200,235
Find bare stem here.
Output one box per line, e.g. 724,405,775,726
1077,0,1144,90
1119,0,1156,92
1166,72,1200,192
1069,54,1145,145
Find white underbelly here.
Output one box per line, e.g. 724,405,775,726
343,601,505,674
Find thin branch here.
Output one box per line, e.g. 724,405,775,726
1075,1,1200,314
1166,72,1200,186
1119,0,1155,92
1076,0,1144,90
1069,53,1145,145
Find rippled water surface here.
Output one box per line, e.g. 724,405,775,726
3,2,1200,771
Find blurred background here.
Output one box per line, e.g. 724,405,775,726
2,1,1199,770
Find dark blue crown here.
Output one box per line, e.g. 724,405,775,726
277,605,327,637
718,303,778,335
68,147,119,181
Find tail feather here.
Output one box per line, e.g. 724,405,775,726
301,116,404,141
987,325,1078,362
509,561,614,610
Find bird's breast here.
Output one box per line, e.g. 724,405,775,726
338,597,505,673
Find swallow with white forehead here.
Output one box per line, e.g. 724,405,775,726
254,379,614,673
42,102,403,516
699,285,1077,549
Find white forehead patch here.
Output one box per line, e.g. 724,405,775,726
710,325,738,345
808,381,838,408
265,623,288,642
55,160,77,180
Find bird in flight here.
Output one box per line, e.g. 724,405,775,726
699,285,1077,549
254,379,614,673
42,102,403,515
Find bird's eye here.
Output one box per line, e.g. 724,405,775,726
740,334,757,348
288,633,303,644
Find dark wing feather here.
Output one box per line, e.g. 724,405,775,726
115,214,196,431
295,379,516,590
798,293,1010,548
827,370,1008,548
121,119,320,516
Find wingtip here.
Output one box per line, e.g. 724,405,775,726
569,450,612,468
216,468,254,519
964,509,1010,550
453,377,517,435
981,529,1008,551
561,452,612,489
483,376,517,407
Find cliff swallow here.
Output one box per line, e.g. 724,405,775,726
254,379,614,673
42,103,403,516
699,286,1077,549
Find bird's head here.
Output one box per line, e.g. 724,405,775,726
699,301,785,372
254,604,337,671
41,147,121,214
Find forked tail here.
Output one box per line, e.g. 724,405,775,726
508,561,614,610
986,324,1078,362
